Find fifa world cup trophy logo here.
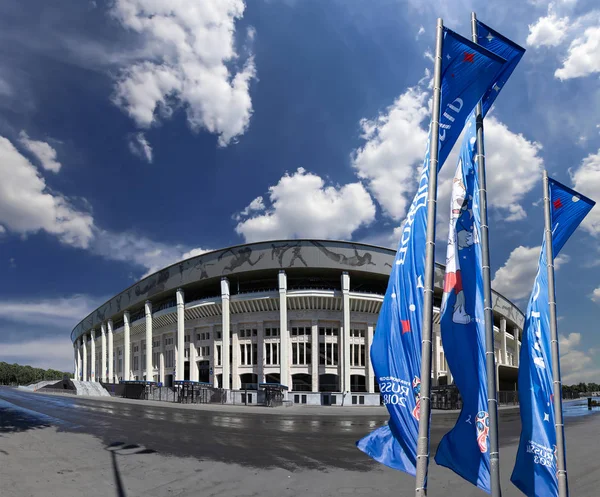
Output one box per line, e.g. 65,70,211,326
412,377,421,420
476,411,490,453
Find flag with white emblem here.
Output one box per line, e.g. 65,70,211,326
356,26,506,477
434,22,524,493
511,179,594,497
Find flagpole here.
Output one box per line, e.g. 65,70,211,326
471,12,502,497
543,169,568,497
414,17,443,497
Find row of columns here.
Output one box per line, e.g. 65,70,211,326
74,290,185,384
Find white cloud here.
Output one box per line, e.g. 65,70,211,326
128,132,153,163
91,229,209,276
0,337,74,372
235,167,376,242
0,135,94,248
569,149,600,236
555,26,600,80
351,87,429,220
527,12,570,47
0,294,103,329
234,196,265,221
492,245,569,302
416,26,425,40
560,332,600,384
111,0,256,147
591,287,600,303
18,131,62,173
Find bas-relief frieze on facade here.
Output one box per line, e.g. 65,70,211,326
72,240,524,342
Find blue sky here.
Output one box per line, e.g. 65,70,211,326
0,0,598,382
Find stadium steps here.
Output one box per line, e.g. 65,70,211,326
71,380,111,397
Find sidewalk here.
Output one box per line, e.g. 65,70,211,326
32,389,520,417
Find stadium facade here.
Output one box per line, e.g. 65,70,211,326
71,240,524,406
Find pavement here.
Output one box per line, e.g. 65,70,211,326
0,386,598,497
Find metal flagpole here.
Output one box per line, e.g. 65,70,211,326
415,17,443,497
543,169,569,497
471,12,502,497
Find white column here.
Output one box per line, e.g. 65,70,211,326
432,324,439,384
341,272,351,394
82,334,88,382
90,329,96,382
367,325,375,393
176,289,185,381
107,319,114,383
123,311,131,381
190,334,198,381
212,326,219,388
159,334,165,384
101,323,107,382
278,271,289,389
73,345,77,378
221,279,231,389
75,343,81,380
232,324,240,389
145,301,153,381
500,318,507,366
311,320,319,392
515,326,521,367
257,322,265,384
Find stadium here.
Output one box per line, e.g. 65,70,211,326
70,240,524,406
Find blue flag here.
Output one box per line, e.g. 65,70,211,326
356,27,505,477
511,179,595,497
434,23,525,493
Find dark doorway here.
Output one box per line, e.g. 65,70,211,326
319,374,339,392
165,374,174,388
198,360,210,383
265,373,280,384
292,373,312,391
184,362,190,381
240,373,258,390
350,375,366,392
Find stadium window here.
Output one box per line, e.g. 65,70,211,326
240,344,245,364
216,345,222,366
326,343,332,365
319,343,326,365
332,328,339,337
252,329,257,337
361,345,366,367
291,327,298,336
216,331,222,339
292,343,298,364
266,343,271,364
252,343,257,365
265,328,271,337
333,344,339,365
207,332,210,340
319,327,325,336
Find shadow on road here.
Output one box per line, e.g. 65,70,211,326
105,442,157,497
0,406,51,435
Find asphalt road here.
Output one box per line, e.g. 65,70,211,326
0,386,524,472
1,387,599,497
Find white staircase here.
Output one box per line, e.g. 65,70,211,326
71,381,111,397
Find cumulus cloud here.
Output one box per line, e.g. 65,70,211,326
18,131,62,173
128,132,153,163
569,149,600,236
235,167,376,242
0,134,208,274
351,87,429,220
527,11,570,47
591,287,600,302
91,229,209,277
234,196,265,221
0,135,94,248
555,26,600,80
560,332,600,384
492,245,569,302
111,0,256,146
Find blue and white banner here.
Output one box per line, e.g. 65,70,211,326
434,23,525,493
511,179,595,497
356,27,506,477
